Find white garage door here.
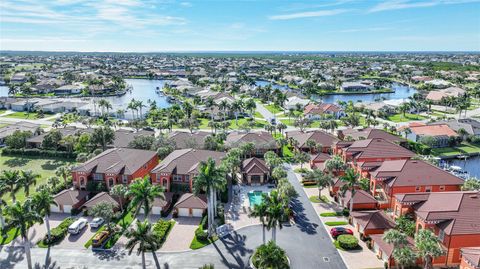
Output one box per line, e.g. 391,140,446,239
151,207,161,215
178,208,190,217
63,205,72,214
192,209,203,217
50,205,60,213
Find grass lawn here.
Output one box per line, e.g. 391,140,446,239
13,63,44,71
254,111,264,119
280,119,295,126
1,111,45,120
0,155,74,204
264,104,284,114
387,113,427,123
325,221,348,226
320,212,343,217
0,227,21,245
309,195,329,203
282,145,294,158
190,234,218,250
431,142,480,157
228,118,266,129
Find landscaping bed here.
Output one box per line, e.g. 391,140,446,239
38,217,75,248
309,195,329,203
324,221,348,226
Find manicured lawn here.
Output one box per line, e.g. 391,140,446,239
431,142,480,157
309,195,329,203
280,119,295,126
282,145,294,158
190,234,218,250
1,112,46,120
13,63,44,71
0,227,21,245
228,118,266,129
0,155,74,204
320,212,343,217
387,113,427,122
264,104,284,114
325,221,348,226
254,112,264,119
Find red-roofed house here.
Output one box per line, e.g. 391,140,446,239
334,138,415,164
304,103,345,120
407,123,459,148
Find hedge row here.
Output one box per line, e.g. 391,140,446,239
40,217,75,246
2,148,77,159
153,220,174,244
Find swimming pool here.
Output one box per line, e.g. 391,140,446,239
248,191,265,207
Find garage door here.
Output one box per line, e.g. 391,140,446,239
178,208,190,217
192,209,203,217
151,207,161,215
63,205,72,214
50,205,60,213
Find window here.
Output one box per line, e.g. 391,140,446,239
93,173,103,181
79,177,85,186
415,186,421,192
173,175,182,182
425,186,432,192
438,230,445,242
122,175,128,184
108,178,114,187
439,185,445,191
185,175,190,182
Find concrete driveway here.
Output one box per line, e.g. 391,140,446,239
160,217,200,252
9,213,68,247
55,216,99,249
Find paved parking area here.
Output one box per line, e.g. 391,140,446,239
54,216,99,249
9,213,68,247
160,217,200,252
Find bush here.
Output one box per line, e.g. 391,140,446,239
195,227,208,241
40,217,74,246
252,241,289,269
325,221,348,226
152,220,173,244
342,208,350,217
337,234,359,250
1,148,77,159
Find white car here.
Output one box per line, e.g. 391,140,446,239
89,217,104,228
68,218,88,234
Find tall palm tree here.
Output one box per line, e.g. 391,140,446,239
218,100,229,122
340,168,360,214
127,98,137,120
18,170,39,197
325,155,345,175
4,200,42,269
415,229,444,269
128,177,164,221
110,184,128,212
1,170,20,203
0,182,7,232
264,190,286,243
249,202,268,244
32,189,54,241
193,158,226,237
125,220,158,269
383,229,416,269
55,165,71,186
305,169,333,198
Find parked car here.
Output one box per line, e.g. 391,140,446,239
330,227,353,239
68,218,88,235
91,231,111,248
89,217,104,228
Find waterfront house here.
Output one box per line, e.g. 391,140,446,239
284,96,310,110
0,121,40,145
426,87,466,103
341,81,373,92
304,103,345,120
337,128,406,145
72,148,159,190
334,138,415,164
406,123,458,148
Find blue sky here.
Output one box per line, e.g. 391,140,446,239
1,0,479,52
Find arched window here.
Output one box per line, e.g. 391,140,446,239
108,178,114,187
79,177,85,186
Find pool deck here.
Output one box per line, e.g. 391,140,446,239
224,184,273,229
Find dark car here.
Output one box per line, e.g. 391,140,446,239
330,227,353,238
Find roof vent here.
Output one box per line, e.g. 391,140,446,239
469,195,478,199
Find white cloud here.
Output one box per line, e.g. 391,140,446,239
268,9,349,20
369,0,480,13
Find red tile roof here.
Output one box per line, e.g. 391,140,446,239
344,138,415,160
410,124,458,137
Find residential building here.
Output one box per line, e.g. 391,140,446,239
334,138,415,164
225,131,278,156
168,131,210,149
406,123,458,148
304,103,345,120
241,157,269,185
286,130,339,153
337,128,406,145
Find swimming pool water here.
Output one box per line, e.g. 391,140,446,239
248,191,265,207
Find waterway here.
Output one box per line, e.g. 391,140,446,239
448,156,480,179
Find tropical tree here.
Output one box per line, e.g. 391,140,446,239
294,151,310,168
462,178,480,191
4,200,42,269
0,182,7,232
1,170,20,203
55,165,72,186
110,184,129,212
264,190,287,243
89,202,119,233
18,170,39,197
340,168,360,214
264,151,283,173
128,177,164,221
383,229,416,269
324,155,345,175
193,158,226,237
415,229,444,269
125,220,159,269
304,169,333,197
249,202,268,244
240,142,255,159
252,240,289,269
32,189,55,241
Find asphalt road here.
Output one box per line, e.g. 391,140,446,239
0,165,347,269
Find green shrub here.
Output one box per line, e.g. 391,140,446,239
320,212,342,217
252,241,289,269
337,234,359,250
1,148,77,159
153,220,173,244
195,227,208,242
40,217,74,246
324,221,348,226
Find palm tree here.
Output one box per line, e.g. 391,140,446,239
127,99,137,120
252,240,289,269
55,165,71,186
125,220,159,269
4,200,42,269
415,229,444,269
383,229,415,269
398,103,410,117
249,202,268,244
18,170,39,197
218,100,229,121
205,97,216,121
324,155,345,175
110,184,128,212
193,158,226,237
128,177,164,221
304,169,333,198
340,168,360,214
32,189,55,241
264,190,286,243
1,170,20,203
0,182,7,232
